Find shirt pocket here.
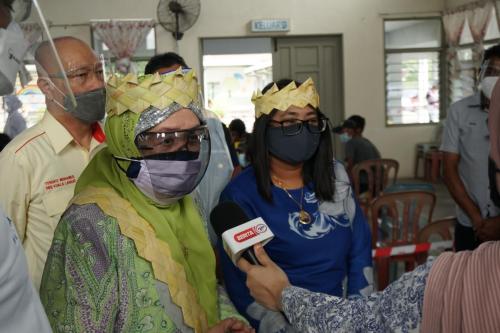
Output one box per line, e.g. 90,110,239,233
42,188,74,217
460,120,488,143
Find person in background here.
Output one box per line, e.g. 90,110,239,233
0,0,51,331
144,51,188,75
229,118,251,168
3,94,27,138
426,84,440,123
40,69,252,333
218,78,372,332
441,44,500,251
0,36,106,289
145,52,238,244
0,132,10,151
333,115,380,192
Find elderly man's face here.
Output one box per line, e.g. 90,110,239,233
39,39,104,107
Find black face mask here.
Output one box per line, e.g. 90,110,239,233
266,127,320,164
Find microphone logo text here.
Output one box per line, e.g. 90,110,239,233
234,224,268,243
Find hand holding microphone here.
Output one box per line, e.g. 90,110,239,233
237,244,291,312
210,202,290,311
210,202,274,265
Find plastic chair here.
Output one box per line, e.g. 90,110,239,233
384,182,435,194
416,217,455,264
424,150,444,183
351,158,399,214
414,142,439,178
370,191,436,290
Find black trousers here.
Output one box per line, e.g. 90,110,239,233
454,220,481,251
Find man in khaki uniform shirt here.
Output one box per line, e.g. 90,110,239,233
0,37,106,289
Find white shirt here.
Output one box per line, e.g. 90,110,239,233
0,111,105,289
440,93,500,226
0,208,52,333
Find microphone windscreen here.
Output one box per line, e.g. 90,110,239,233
210,201,249,238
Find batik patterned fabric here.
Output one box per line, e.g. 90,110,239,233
281,258,434,333
41,202,244,333
218,161,373,332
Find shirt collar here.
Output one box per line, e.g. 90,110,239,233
90,122,106,151
41,112,106,154
41,111,74,154
468,92,484,109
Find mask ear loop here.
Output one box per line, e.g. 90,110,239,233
36,61,70,111
113,155,142,178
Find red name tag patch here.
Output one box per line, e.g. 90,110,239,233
45,175,76,191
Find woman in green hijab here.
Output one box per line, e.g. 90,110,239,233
40,69,252,333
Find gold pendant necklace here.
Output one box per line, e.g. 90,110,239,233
271,175,312,225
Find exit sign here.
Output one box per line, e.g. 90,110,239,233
251,19,290,32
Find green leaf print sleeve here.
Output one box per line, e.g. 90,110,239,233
40,204,121,333
217,285,248,323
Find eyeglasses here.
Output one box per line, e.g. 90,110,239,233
49,62,104,85
268,117,328,136
135,125,209,154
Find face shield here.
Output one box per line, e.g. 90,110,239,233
479,59,500,100
40,56,110,123
25,0,111,123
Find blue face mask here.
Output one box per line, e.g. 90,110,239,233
339,132,351,143
237,153,248,167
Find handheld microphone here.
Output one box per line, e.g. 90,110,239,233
210,201,274,265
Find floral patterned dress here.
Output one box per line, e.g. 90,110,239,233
281,258,434,333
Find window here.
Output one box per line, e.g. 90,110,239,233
384,19,443,125
453,7,500,103
0,64,46,132
91,27,156,75
1,27,44,132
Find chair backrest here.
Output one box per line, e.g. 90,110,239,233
352,158,399,200
417,217,455,243
370,191,436,248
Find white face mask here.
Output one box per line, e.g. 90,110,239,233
0,20,29,95
480,76,499,100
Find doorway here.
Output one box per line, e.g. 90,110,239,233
201,35,344,156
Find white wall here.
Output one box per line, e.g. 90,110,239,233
34,0,446,177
